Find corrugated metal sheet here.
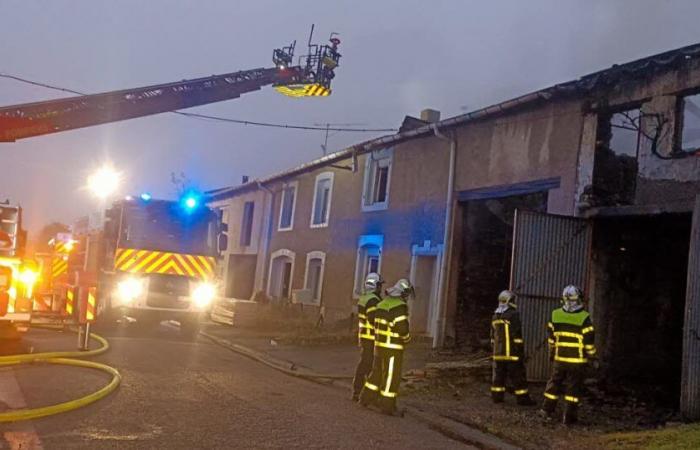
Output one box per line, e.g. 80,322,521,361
510,210,592,381
682,195,700,420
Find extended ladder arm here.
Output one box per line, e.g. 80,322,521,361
0,66,300,142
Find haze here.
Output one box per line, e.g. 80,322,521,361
1,0,698,231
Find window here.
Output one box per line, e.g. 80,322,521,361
609,109,641,157
267,249,295,299
304,251,326,304
679,93,700,151
353,235,384,297
311,172,334,228
362,149,393,211
278,182,297,231
240,201,254,246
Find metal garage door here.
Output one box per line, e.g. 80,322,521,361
509,210,592,381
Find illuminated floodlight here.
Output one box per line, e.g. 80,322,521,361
87,165,121,199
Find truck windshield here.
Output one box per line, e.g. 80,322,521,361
119,201,216,256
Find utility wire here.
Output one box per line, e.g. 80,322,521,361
0,72,397,133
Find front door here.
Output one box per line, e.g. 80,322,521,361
411,255,437,335
510,209,592,381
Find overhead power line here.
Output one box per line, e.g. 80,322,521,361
0,72,397,133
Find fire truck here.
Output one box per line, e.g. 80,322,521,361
0,203,39,337
90,194,223,335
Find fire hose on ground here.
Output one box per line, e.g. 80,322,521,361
0,329,121,423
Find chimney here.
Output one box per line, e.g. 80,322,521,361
242,175,249,184
420,108,441,123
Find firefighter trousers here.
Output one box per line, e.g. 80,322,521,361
491,360,531,403
359,347,404,413
352,339,375,398
542,362,585,421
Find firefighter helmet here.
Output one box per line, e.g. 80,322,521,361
387,278,413,298
498,290,516,304
364,272,384,292
562,285,583,310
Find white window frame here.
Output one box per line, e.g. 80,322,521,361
303,251,326,304
310,172,334,228
361,148,393,212
353,234,384,298
267,249,296,299
277,181,298,232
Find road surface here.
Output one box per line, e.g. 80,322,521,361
0,323,470,449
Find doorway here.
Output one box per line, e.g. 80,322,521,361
591,213,691,407
268,250,295,300
411,253,439,335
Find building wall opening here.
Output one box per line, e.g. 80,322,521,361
226,254,257,299
592,213,691,407
454,192,547,348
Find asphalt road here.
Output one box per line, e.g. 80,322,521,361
0,323,470,449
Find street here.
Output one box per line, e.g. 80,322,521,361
0,323,469,449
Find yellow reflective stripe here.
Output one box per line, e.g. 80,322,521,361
490,386,506,392
586,348,597,355
555,356,587,363
504,321,510,357
513,338,523,344
391,315,408,326
366,306,377,313
557,342,583,348
375,329,400,338
364,382,379,391
564,396,579,403
554,331,583,339
359,335,375,341
493,355,520,361
547,322,554,329
358,313,367,319
376,341,404,350
584,344,596,349
492,319,510,325
375,318,388,325
582,326,594,334
544,392,559,400
514,389,529,395
547,338,555,344
381,356,396,398
380,392,397,398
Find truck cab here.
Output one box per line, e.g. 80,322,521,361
102,196,220,335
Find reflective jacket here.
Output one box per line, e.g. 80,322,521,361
373,296,410,351
357,292,381,342
491,304,524,361
547,307,596,364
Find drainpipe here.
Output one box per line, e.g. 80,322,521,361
432,123,456,348
256,181,274,296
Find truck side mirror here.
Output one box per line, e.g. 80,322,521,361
218,234,228,254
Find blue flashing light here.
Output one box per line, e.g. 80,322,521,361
185,197,197,209
140,192,152,202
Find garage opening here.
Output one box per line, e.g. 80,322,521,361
454,191,547,348
592,213,691,407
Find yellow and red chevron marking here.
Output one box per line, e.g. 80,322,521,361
82,287,96,323
52,256,68,279
54,240,74,254
274,83,331,98
65,288,74,316
114,248,215,280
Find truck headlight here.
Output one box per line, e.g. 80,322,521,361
19,269,39,286
117,278,144,303
192,282,216,309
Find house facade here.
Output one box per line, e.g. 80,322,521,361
209,43,700,419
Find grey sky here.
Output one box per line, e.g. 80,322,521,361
1,0,698,232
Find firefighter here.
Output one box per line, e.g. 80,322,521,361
352,272,384,401
491,290,535,406
540,285,597,425
359,278,412,415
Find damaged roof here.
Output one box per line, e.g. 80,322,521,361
207,42,700,201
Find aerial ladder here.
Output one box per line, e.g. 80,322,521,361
0,28,341,142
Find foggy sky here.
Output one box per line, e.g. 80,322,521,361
1,0,698,233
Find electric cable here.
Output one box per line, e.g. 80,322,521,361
0,72,397,133
0,329,121,423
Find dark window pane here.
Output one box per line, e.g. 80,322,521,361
374,166,389,203
240,201,254,246
280,186,295,229
609,110,641,157
682,94,700,151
